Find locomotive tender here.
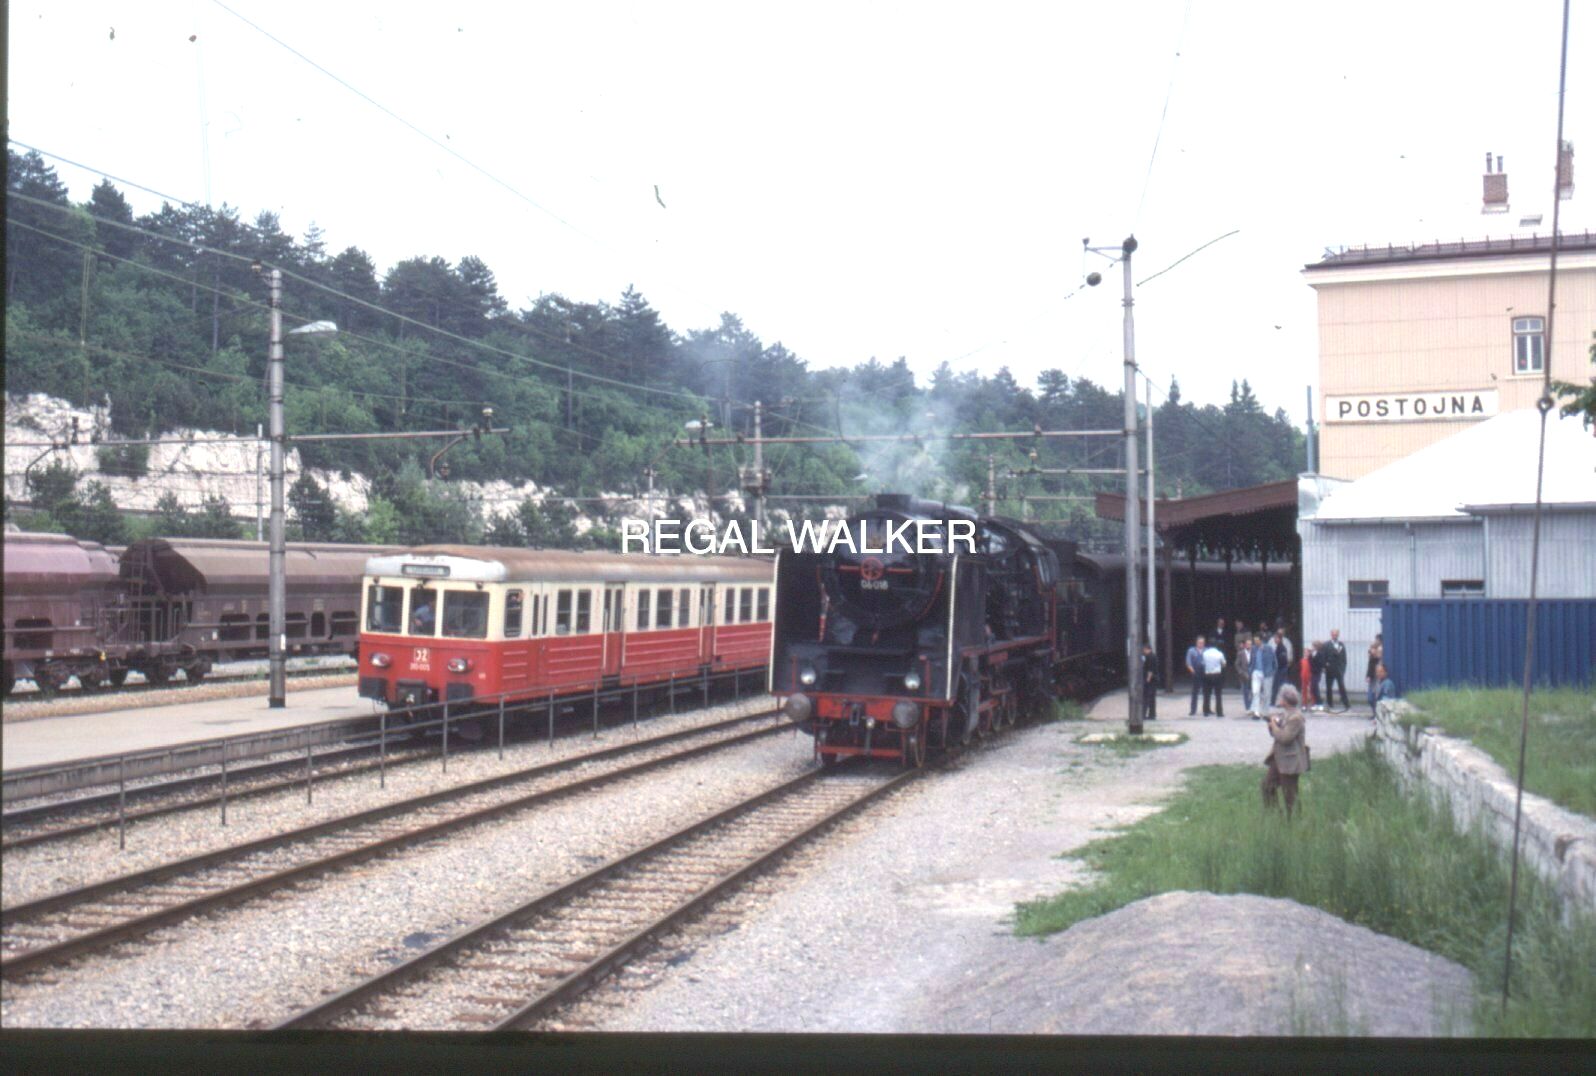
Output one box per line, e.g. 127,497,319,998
770,494,1063,767
356,546,774,710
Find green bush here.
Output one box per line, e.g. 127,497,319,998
1015,744,1596,1037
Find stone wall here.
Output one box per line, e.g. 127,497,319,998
1373,700,1596,920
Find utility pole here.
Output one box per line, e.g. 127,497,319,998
1120,236,1143,735
255,423,265,542
1305,386,1317,473
751,399,765,528
265,268,287,709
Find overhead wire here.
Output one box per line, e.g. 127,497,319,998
1135,0,1195,228
1501,0,1571,1016
208,0,599,245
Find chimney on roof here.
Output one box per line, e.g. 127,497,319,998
1483,151,1508,214
1558,141,1574,201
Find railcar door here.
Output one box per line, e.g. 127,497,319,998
699,584,715,667
601,584,625,677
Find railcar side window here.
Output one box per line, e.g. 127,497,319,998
700,588,712,625
739,587,753,624
637,589,651,631
442,591,489,639
367,586,404,633
409,587,437,637
576,590,592,634
677,588,691,628
555,590,573,636
724,590,736,624
756,587,770,621
656,588,674,629
504,590,524,637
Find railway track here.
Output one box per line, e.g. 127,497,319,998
275,764,913,1031
0,708,787,981
0,737,435,851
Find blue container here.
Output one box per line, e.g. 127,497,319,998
1381,599,1596,692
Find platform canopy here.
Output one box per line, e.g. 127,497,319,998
1094,478,1300,563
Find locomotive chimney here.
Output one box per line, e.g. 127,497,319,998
1483,151,1508,214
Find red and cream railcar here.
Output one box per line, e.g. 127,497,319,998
356,545,774,710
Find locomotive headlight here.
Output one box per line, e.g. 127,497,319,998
891,701,919,729
370,652,392,669
446,657,472,673
799,665,817,687
784,693,813,723
903,670,923,692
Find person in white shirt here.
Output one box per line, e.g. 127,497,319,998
1201,641,1226,717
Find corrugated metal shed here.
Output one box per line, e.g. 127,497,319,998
1382,598,1596,691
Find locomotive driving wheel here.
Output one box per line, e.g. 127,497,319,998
108,669,128,688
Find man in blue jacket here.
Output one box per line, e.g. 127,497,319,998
1186,636,1205,717
1249,633,1277,719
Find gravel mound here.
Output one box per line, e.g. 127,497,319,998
919,890,1475,1036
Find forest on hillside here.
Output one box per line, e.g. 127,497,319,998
5,148,1307,549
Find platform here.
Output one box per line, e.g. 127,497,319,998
2,685,379,801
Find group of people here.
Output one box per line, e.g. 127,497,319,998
1138,617,1399,722
1134,618,1404,822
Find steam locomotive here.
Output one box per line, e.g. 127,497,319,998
769,494,1077,767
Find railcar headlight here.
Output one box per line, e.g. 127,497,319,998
371,652,392,669
446,657,472,673
784,693,813,723
892,701,919,729
799,665,817,687
903,670,923,692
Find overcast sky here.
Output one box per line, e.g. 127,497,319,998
8,1,1592,422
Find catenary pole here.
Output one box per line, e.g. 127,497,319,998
1146,374,1156,690
1122,236,1142,735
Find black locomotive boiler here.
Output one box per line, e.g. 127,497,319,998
769,494,1063,767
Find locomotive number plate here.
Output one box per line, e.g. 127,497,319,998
411,647,431,671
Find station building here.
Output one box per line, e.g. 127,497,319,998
1298,407,1596,668
1303,145,1594,481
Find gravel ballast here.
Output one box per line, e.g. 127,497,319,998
0,719,812,1029
2,696,778,908
580,711,1405,1034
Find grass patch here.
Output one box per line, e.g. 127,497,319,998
1015,743,1596,1037
1405,688,1596,818
1047,699,1086,722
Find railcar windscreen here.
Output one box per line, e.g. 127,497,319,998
442,591,489,639
367,585,404,633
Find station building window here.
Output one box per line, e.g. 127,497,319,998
1348,580,1389,609
1513,317,1545,375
